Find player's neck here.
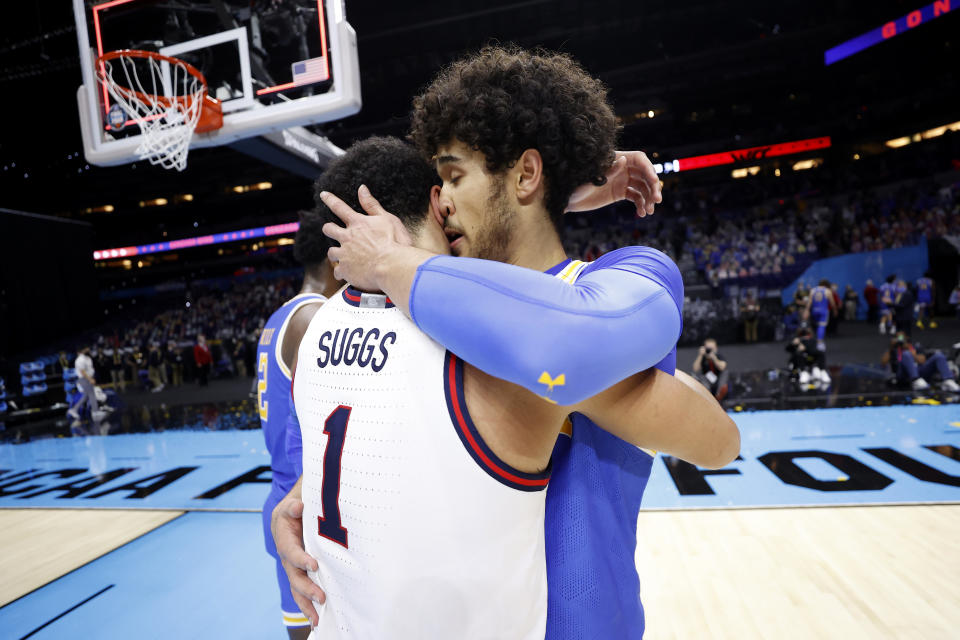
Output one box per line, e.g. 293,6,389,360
300,260,341,298
504,212,568,272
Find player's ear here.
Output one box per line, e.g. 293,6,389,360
515,149,544,202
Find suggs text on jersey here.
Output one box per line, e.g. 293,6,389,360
317,327,396,371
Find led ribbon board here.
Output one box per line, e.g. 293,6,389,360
93,222,299,260
653,137,831,175
825,1,957,66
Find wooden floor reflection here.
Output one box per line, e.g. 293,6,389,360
636,505,960,639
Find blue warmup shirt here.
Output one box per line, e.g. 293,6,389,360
917,277,933,303
256,292,326,558
408,246,684,405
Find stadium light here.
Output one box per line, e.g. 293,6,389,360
792,158,823,171
885,136,912,149
731,166,761,179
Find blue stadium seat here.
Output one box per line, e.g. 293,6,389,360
0,401,7,414
25,382,48,396
62,368,79,381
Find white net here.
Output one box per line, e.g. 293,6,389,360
96,52,205,171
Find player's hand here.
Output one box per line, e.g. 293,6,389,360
272,494,326,627
565,151,663,217
320,185,414,291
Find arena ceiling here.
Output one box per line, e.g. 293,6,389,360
1,0,956,247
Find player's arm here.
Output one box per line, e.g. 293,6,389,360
574,368,740,469
272,475,327,627
710,353,727,372
280,302,325,371
564,150,662,217
319,191,682,405
802,294,812,319
407,247,681,405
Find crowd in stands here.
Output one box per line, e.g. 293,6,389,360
7,152,960,411
565,166,960,292
64,275,300,393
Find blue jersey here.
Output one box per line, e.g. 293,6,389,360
810,286,831,317
879,283,896,309
916,277,933,303
256,292,326,558
542,257,672,639
545,415,654,640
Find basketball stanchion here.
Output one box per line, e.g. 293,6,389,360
95,49,223,171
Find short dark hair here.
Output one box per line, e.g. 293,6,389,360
313,136,438,237
886,274,896,284
293,209,330,268
409,45,618,230
818,279,830,287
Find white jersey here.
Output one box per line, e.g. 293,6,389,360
294,286,549,640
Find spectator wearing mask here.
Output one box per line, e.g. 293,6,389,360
843,285,859,321
109,347,125,392
740,292,760,343
892,279,915,339
167,341,184,387
827,283,842,336
147,343,166,392
915,272,936,329
863,279,879,324
194,334,212,387
232,337,248,378
692,338,730,402
882,332,960,392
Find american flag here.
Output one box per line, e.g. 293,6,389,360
291,56,329,86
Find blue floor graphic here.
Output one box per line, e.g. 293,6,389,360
1,405,958,638
0,405,958,511
0,512,285,640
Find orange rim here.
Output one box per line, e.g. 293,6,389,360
96,49,222,133
96,49,209,90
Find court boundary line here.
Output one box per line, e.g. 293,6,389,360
0,509,186,611
638,500,960,512
18,584,115,640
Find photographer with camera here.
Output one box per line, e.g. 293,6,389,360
881,331,960,392
693,338,730,402
786,324,830,389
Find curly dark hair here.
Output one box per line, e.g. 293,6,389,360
293,209,330,268
409,45,618,229
312,136,439,238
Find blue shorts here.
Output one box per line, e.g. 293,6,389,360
263,483,311,628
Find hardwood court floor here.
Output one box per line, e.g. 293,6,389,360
0,509,183,606
636,505,960,640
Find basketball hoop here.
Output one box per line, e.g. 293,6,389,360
95,50,223,171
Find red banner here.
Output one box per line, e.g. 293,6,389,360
675,136,832,172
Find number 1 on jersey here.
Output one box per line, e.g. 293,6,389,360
318,405,351,547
